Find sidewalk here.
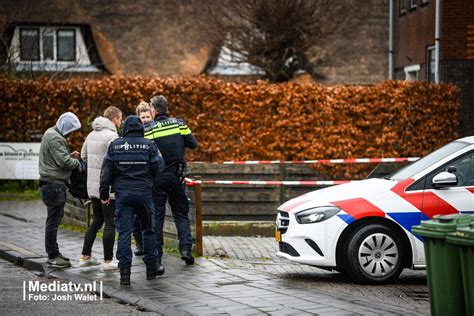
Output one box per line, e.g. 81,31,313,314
0,200,428,315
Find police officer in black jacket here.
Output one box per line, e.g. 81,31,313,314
100,115,164,285
144,95,198,273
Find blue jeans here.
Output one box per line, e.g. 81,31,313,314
115,192,156,269
40,181,66,259
153,172,193,260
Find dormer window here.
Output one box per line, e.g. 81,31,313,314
18,28,77,63
7,24,105,73
207,46,265,76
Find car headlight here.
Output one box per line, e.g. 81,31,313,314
295,206,341,224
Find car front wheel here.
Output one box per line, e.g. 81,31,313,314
344,224,404,284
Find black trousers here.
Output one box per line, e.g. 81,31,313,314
40,181,66,259
81,198,116,261
153,171,193,259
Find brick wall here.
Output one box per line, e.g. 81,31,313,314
441,60,474,137
394,0,474,137
394,0,435,71
442,0,474,59
441,0,474,137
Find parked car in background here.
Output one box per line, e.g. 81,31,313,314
276,136,474,283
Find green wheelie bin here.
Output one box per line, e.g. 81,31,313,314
447,221,474,315
412,214,472,316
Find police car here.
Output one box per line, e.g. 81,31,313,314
276,136,474,283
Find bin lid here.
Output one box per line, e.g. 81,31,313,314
456,222,474,238
447,223,474,246
412,214,473,238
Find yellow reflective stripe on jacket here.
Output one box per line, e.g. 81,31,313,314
144,130,154,139
144,124,181,139
152,128,181,138
144,121,193,139
179,125,192,135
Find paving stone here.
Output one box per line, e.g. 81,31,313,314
0,201,428,315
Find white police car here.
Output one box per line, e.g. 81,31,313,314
276,136,474,283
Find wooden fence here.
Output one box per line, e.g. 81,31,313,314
63,186,203,256
188,163,326,221
62,161,402,250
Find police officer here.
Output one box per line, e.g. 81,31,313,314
100,115,164,286
145,95,198,273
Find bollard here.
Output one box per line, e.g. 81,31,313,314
194,176,203,256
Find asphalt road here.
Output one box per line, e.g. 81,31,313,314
0,258,159,315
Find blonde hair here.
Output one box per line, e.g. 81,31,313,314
103,106,122,120
136,101,152,116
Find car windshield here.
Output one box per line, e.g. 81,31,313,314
389,141,470,180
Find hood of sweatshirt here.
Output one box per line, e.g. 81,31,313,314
92,116,117,133
122,115,144,137
55,112,81,136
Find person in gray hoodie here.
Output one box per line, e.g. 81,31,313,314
39,112,81,268
79,106,122,271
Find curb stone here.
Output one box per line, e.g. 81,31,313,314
0,246,189,315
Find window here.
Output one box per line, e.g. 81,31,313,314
9,24,100,73
390,141,470,181
421,0,428,5
427,46,435,83
57,29,75,61
399,0,407,15
404,64,420,81
450,153,474,187
18,27,76,62
410,0,417,9
20,29,40,61
426,151,474,188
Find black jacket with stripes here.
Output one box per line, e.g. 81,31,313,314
144,113,198,167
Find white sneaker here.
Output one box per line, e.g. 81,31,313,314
79,256,101,267
102,261,118,271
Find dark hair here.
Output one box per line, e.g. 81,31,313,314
150,95,168,114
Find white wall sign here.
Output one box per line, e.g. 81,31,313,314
0,143,40,180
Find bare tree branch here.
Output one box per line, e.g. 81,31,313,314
200,0,363,82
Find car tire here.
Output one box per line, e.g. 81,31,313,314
344,223,404,284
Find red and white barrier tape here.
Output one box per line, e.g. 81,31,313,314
185,178,353,186
215,157,419,165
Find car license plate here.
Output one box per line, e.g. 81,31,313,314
275,230,281,242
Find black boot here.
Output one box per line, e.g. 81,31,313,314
134,243,143,256
146,263,157,280
180,250,195,265
120,268,131,286
157,259,165,276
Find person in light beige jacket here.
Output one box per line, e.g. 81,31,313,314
79,106,122,271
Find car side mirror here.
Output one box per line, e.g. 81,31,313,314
432,171,458,189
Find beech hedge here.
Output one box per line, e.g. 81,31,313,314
0,75,459,179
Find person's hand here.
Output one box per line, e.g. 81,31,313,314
101,198,110,205
70,151,80,159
